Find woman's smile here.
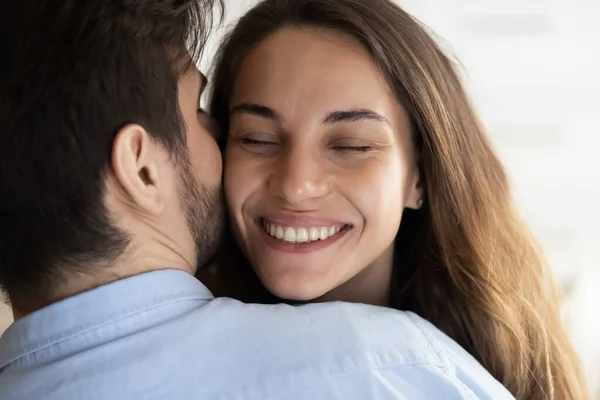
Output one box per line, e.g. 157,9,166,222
256,215,354,254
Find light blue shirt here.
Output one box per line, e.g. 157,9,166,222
0,269,513,399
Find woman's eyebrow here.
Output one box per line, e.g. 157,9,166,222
229,104,390,126
322,109,390,125
230,102,281,121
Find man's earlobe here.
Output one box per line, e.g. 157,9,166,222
111,124,165,214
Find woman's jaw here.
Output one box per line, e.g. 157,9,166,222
231,208,396,304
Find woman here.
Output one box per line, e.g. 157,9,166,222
206,0,588,398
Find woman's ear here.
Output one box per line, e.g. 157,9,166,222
405,163,424,210
405,183,424,210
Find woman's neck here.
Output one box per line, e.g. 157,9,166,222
315,244,395,307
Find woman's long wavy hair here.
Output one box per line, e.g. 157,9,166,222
208,0,587,398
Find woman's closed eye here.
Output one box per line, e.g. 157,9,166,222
330,138,383,153
332,145,373,153
240,138,278,147
237,135,280,155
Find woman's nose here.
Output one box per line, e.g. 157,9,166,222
268,150,329,205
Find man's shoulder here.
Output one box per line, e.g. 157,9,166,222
194,298,514,399
0,291,513,399
205,298,440,365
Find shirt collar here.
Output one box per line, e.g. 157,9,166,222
0,269,213,370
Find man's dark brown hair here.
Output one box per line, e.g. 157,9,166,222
0,0,223,307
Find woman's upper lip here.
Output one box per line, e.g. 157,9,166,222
258,213,351,227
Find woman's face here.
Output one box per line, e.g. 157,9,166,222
224,27,422,302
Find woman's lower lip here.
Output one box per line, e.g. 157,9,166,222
257,224,349,254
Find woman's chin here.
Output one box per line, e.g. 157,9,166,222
261,275,331,303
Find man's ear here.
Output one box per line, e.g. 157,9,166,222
111,124,166,215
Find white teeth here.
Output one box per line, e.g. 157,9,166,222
319,227,328,240
263,221,346,243
309,227,319,242
283,227,296,242
275,225,284,239
296,228,309,243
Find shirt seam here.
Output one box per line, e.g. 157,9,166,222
263,361,477,400
406,313,478,400
406,312,450,371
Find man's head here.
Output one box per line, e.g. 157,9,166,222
0,0,225,313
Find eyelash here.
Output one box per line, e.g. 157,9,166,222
240,138,276,146
333,146,373,153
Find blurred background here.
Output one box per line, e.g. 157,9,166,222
2,0,598,396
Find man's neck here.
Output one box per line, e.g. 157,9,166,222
11,246,195,319
12,272,123,319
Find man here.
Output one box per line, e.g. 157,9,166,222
0,1,513,399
